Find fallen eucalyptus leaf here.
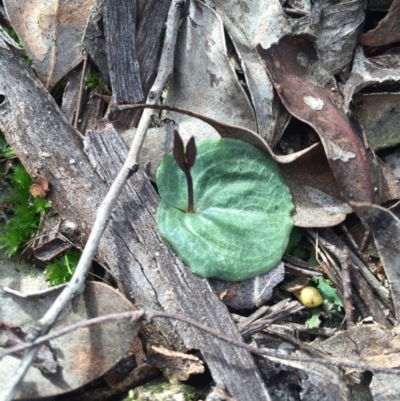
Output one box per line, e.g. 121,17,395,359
358,0,400,47
257,36,375,205
353,93,400,151
344,47,400,111
4,0,97,88
165,0,257,144
315,325,400,400
210,262,285,309
204,0,291,147
280,145,352,227
157,139,294,282
0,282,139,399
314,0,365,74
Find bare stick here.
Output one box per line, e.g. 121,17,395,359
73,53,88,129
0,2,183,400
2,308,400,377
340,249,354,327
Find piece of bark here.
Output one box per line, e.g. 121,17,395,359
103,0,143,104
83,0,109,80
109,0,172,129
62,64,85,124
0,41,269,401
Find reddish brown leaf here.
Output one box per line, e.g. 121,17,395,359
185,137,197,169
358,0,400,47
173,130,186,172
280,145,352,227
256,36,374,204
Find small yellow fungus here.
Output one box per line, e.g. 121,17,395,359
293,286,323,308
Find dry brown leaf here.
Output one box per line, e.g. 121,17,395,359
316,325,400,400
0,282,139,399
353,93,400,151
359,0,400,47
256,36,374,205
210,262,285,309
344,47,400,111
4,0,97,88
281,145,352,227
0,322,57,374
314,0,365,75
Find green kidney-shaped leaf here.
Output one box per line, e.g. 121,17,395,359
156,139,294,281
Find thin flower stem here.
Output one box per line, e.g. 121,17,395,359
185,170,194,213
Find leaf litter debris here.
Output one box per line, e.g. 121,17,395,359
1,0,400,400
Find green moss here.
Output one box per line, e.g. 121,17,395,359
0,163,51,257
85,71,101,90
45,249,81,286
0,132,15,159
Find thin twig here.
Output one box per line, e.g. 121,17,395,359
321,229,391,308
0,2,183,400
315,229,391,328
341,249,354,326
2,308,400,377
73,53,88,129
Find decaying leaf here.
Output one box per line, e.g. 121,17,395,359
165,0,257,146
210,262,285,309
4,0,97,88
204,0,292,147
351,203,400,321
344,47,400,111
358,0,400,47
353,93,400,151
314,0,365,74
257,36,374,205
280,145,352,227
0,322,57,374
0,282,139,399
316,325,400,400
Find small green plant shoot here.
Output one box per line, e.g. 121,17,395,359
0,163,51,256
45,249,81,286
85,71,101,90
156,134,294,282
